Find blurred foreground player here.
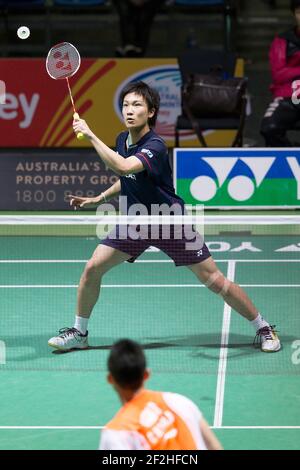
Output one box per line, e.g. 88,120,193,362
99,339,223,450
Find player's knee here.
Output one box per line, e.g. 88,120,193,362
205,271,231,297
84,259,105,280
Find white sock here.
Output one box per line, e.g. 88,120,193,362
250,313,269,332
74,315,88,335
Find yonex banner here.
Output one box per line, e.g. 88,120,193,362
0,58,243,148
174,148,300,208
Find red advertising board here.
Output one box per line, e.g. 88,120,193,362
0,58,244,148
0,58,108,147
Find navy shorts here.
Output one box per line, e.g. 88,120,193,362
100,225,211,267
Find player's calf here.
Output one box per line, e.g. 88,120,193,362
205,270,231,298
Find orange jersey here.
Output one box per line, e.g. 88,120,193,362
99,389,207,450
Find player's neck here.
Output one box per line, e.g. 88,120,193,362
120,386,145,404
129,124,151,144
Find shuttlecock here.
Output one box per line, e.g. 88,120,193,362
17,26,30,40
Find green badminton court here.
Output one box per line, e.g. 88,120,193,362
0,227,300,450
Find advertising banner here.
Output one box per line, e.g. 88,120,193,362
0,150,118,210
0,58,243,148
174,148,300,208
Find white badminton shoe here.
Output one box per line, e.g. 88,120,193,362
254,325,281,352
48,327,88,351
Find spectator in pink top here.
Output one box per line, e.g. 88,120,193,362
261,0,300,146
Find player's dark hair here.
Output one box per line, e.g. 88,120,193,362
108,339,146,391
291,0,300,12
120,81,160,127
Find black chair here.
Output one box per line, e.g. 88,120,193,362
175,48,247,147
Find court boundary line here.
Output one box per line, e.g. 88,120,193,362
213,261,235,428
0,259,300,263
213,426,300,430
0,214,299,224
0,426,300,430
0,284,299,288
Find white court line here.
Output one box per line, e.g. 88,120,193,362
0,259,172,263
214,260,236,429
219,259,300,263
0,426,299,430
212,426,300,430
0,284,204,289
0,260,89,263
0,259,300,263
0,285,79,288
1,284,300,288
131,259,300,263
240,285,300,287
0,426,104,430
0,214,299,224
0,284,300,289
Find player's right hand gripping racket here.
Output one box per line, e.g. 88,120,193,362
46,42,84,140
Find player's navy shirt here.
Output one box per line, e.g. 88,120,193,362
116,129,185,214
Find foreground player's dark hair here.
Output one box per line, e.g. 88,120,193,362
108,339,146,390
120,81,160,127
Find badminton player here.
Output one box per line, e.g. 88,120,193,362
48,81,280,353
99,339,223,450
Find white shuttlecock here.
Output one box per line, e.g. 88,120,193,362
17,26,30,40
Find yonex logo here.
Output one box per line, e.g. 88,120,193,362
0,80,6,104
53,50,72,72
0,340,6,365
141,149,153,158
125,173,136,180
190,157,276,202
287,157,300,199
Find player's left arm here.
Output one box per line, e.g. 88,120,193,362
99,429,145,450
72,118,144,176
200,418,223,450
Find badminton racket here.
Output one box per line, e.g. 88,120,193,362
46,42,84,140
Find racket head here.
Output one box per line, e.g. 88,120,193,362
46,42,81,80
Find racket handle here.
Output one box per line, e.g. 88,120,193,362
73,112,84,140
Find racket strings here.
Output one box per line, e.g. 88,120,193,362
46,42,84,140
46,42,80,80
